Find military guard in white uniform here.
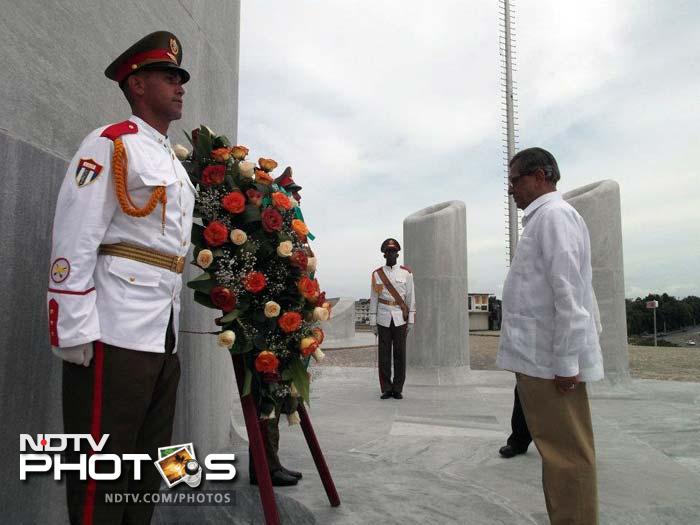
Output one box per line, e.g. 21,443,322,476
47,31,195,524
369,238,416,399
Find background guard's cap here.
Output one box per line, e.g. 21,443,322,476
381,238,401,253
105,31,190,85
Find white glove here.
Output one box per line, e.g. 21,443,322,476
371,325,378,336
52,343,93,367
406,323,413,334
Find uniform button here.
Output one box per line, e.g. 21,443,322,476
179,181,183,187
182,240,187,246
129,277,135,283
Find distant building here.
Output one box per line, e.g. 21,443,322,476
355,299,371,324
468,293,493,331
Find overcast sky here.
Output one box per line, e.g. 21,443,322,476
237,1,699,301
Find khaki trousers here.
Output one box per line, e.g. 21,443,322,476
516,373,599,525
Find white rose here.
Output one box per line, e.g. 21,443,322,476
230,229,247,245
239,161,255,179
287,411,300,426
196,249,213,269
217,330,236,349
173,144,190,161
276,241,293,257
313,306,330,322
264,301,281,318
307,256,317,273
311,347,325,363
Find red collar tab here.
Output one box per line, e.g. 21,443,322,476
114,48,176,83
100,120,139,141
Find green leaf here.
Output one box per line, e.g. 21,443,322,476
198,125,213,159
241,205,261,224
193,291,216,309
212,134,231,149
242,367,252,396
191,223,205,247
219,310,240,324
182,129,194,148
289,358,310,404
186,272,214,293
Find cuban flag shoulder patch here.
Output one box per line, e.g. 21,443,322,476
75,158,103,188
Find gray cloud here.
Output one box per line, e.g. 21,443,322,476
237,0,700,300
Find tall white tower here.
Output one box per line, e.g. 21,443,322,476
500,0,519,262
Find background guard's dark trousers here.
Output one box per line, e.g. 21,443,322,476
62,315,180,525
377,320,407,394
507,386,532,452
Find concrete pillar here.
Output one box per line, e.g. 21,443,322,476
403,201,470,384
564,180,630,383
1,3,242,521
321,297,356,345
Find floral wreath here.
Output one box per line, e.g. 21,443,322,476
176,126,331,421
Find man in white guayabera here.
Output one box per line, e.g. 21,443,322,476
496,147,603,525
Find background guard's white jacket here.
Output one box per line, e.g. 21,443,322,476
47,115,196,353
369,265,416,327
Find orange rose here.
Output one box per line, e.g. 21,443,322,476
255,168,274,185
312,327,325,344
278,311,303,333
255,351,279,373
231,145,249,160
211,147,231,162
299,337,319,358
271,192,292,210
298,276,320,302
258,158,278,172
291,219,309,240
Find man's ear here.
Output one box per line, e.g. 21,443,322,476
126,72,147,98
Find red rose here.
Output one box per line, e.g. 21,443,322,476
278,311,303,333
201,164,226,186
210,287,236,312
316,291,327,307
221,191,246,214
246,189,262,207
298,276,320,301
203,221,228,246
261,208,283,232
290,250,308,271
244,271,267,293
255,351,280,374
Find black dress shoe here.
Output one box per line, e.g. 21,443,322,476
250,469,299,486
281,466,302,479
392,392,403,399
380,391,393,399
499,445,527,458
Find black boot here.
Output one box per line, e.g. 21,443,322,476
280,465,302,479
250,467,298,486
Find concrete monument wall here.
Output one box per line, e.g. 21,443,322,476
403,201,470,384
564,180,630,383
0,2,241,522
321,297,356,344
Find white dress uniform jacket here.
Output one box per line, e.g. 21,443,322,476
496,192,603,381
369,265,416,328
47,115,196,353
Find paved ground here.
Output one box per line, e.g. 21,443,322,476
157,334,700,524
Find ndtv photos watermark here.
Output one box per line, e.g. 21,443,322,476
19,434,236,486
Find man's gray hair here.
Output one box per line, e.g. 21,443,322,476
509,147,560,185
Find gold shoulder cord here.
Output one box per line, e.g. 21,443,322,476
112,137,167,234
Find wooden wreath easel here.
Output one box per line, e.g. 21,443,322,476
231,354,340,525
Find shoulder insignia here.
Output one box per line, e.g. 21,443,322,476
100,120,138,141
371,272,384,294
50,258,71,283
400,265,412,273
75,158,103,187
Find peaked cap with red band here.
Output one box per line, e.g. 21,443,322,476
105,31,190,85
381,238,401,253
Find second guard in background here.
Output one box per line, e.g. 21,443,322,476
369,238,416,400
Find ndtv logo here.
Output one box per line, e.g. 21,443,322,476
20,434,236,482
